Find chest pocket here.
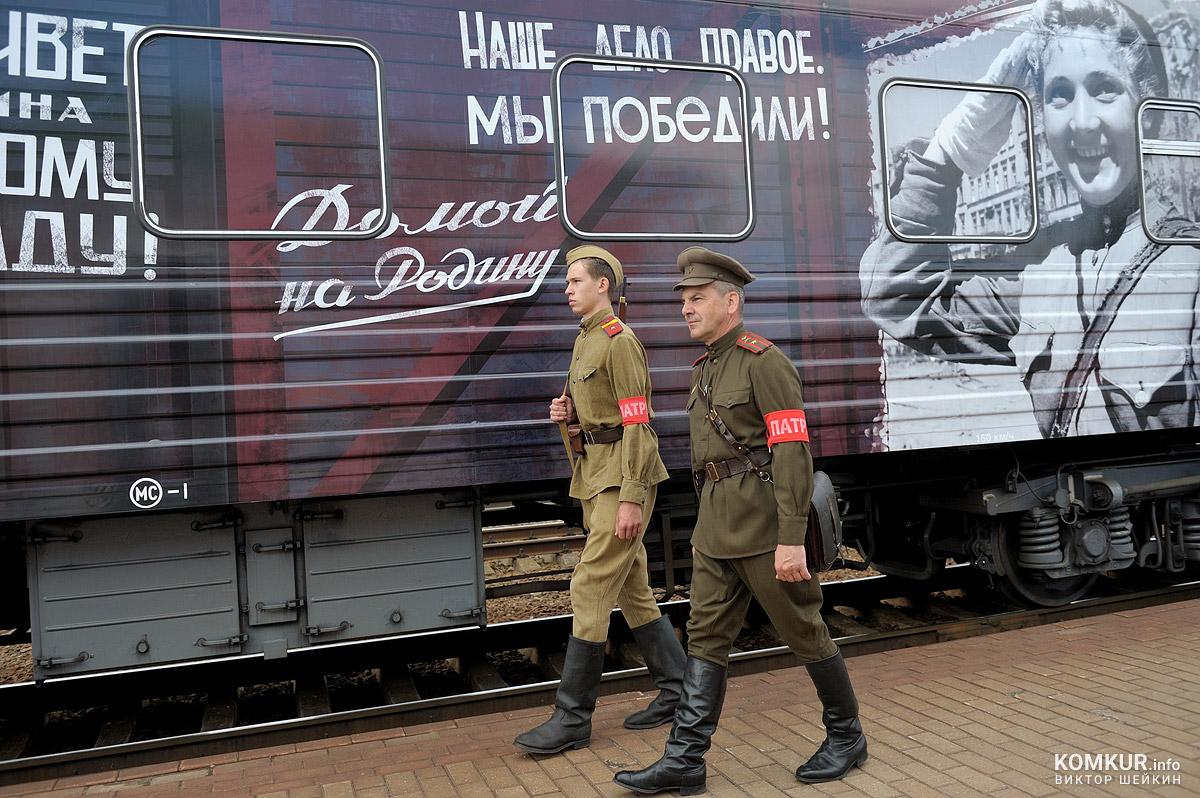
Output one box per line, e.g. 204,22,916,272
571,363,598,389
711,387,750,410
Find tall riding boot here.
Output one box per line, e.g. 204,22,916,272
614,656,726,795
514,636,607,754
795,650,868,783
624,616,686,729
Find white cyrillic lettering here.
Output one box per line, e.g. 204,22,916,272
612,97,648,143
459,11,486,68
757,30,777,73
508,21,533,70
17,210,69,272
714,96,743,142
720,29,740,70
470,200,508,228
313,278,354,308
79,213,126,274
22,92,52,121
741,29,760,73
102,140,131,200
26,14,67,81
488,20,510,69
791,95,815,140
593,24,614,71
534,22,554,70
699,28,719,65
794,30,815,74
677,96,710,142
273,183,353,250
502,247,556,281
582,96,611,144
612,24,632,72
467,95,511,145
778,30,797,74
0,11,20,77
650,96,676,142
71,18,106,84
765,96,788,141
41,137,98,200
278,280,314,313
513,95,545,144
59,96,91,124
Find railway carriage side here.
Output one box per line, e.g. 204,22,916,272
1,0,1199,681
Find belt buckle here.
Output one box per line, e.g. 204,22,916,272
704,461,721,482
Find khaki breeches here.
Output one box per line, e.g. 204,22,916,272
570,485,662,641
686,548,838,667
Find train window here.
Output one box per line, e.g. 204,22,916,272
878,78,1038,245
1138,98,1200,244
550,54,754,242
127,26,390,241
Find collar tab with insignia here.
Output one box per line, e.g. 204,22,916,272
736,332,772,354
601,316,624,337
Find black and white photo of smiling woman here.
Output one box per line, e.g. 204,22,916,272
860,0,1200,440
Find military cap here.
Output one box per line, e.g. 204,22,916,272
673,246,755,290
566,244,623,287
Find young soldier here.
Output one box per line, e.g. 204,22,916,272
514,245,684,755
614,247,867,794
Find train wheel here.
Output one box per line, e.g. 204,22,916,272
993,521,1096,607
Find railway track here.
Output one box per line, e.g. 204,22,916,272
1,568,1197,787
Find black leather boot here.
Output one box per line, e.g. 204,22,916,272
514,636,606,754
624,616,686,729
795,650,868,782
614,656,726,795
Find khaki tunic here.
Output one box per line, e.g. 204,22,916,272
565,306,669,641
686,323,814,558
684,323,834,666
568,307,669,502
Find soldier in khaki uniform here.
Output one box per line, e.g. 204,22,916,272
615,247,867,795
515,245,685,755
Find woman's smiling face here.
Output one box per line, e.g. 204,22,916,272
1042,35,1139,207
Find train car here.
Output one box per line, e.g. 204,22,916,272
2,0,1198,681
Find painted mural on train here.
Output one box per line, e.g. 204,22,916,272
1,0,1198,522
859,0,1200,451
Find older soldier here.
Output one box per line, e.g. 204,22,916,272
515,245,684,755
615,247,866,794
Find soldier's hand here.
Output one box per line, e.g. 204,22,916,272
615,501,643,540
775,544,812,582
549,394,574,423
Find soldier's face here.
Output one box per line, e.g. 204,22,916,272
681,283,737,344
565,262,608,318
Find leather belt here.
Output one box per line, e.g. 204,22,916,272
693,449,771,490
583,426,624,445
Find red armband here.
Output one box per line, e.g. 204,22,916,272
619,396,650,425
764,409,808,446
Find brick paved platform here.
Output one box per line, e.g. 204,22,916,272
7,598,1198,798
